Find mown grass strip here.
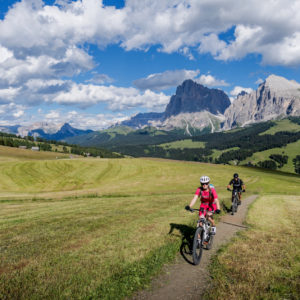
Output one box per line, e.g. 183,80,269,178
91,241,181,300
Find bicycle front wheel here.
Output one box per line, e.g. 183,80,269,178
232,197,238,215
192,227,203,265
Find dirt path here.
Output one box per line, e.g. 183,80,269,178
131,195,258,300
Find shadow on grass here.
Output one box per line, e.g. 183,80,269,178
221,201,232,213
169,223,195,265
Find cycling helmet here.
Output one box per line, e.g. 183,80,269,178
233,173,239,178
200,175,210,184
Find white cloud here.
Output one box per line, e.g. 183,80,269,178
45,110,61,119
255,78,264,85
196,74,229,87
198,34,227,56
134,69,200,91
230,86,254,98
86,73,114,84
13,110,25,118
0,87,21,103
0,103,27,123
51,83,170,111
0,0,299,70
0,45,13,63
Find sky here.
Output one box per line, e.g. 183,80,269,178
0,0,300,130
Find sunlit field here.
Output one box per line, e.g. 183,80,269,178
1,147,300,299
206,195,300,300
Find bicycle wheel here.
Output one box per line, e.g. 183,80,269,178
206,234,214,250
234,195,239,212
192,227,203,265
231,196,237,215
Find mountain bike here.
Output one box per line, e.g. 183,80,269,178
227,189,242,215
187,208,215,265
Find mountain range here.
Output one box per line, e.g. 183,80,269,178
119,75,300,134
1,74,299,141
0,122,92,141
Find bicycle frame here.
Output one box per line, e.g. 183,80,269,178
189,208,215,265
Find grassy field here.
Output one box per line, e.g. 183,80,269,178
206,194,300,300
158,139,206,149
240,139,300,173
0,145,70,161
1,149,300,299
259,119,300,135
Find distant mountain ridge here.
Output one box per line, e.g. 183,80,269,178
0,122,93,141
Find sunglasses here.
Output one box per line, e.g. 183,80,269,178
201,183,209,186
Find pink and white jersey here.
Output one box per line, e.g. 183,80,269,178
195,187,218,203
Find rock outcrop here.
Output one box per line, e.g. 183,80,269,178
164,79,231,118
121,79,231,133
223,75,300,129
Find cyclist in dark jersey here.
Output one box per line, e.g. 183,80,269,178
227,173,245,204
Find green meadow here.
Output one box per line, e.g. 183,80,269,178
159,139,206,149
240,139,300,173
1,146,300,299
206,194,300,300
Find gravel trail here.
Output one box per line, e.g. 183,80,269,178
131,194,258,300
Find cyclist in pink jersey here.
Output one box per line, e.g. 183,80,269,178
185,176,221,235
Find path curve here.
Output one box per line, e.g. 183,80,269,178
131,194,258,300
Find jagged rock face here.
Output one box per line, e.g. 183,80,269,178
164,79,231,118
223,75,300,129
151,111,225,135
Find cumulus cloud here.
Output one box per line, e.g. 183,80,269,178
51,83,170,111
230,86,254,98
0,0,299,71
0,103,27,124
196,74,229,87
86,73,114,84
133,69,200,91
255,78,264,85
0,87,21,103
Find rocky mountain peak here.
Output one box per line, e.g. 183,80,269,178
164,79,231,118
223,74,300,130
264,74,300,97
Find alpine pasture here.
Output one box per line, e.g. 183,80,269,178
1,146,299,299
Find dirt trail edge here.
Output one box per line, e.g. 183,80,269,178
131,195,258,300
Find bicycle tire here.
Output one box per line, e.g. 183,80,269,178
231,195,238,215
206,235,214,250
192,227,203,265
234,195,239,212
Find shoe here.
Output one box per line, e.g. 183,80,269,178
210,227,216,235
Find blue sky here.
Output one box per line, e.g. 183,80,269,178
0,0,299,130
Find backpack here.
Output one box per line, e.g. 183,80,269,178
199,183,215,200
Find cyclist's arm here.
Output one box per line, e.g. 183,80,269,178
215,198,220,210
240,179,246,191
227,179,233,189
189,194,198,208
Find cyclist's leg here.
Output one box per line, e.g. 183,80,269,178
238,189,242,204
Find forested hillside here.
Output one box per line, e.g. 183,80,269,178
70,117,300,174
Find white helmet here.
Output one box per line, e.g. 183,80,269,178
200,175,210,184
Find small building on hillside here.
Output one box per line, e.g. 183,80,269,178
31,146,39,151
